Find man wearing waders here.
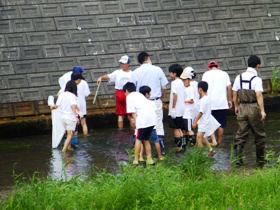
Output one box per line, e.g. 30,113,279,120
232,55,266,167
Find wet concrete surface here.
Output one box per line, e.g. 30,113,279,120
0,109,279,192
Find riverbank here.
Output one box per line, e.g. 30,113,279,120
1,150,280,209
0,94,279,138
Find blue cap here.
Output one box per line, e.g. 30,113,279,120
72,66,84,73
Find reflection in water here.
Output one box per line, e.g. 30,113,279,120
0,110,280,188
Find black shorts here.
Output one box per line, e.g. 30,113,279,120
182,118,192,131
169,117,183,129
211,109,227,128
136,126,154,141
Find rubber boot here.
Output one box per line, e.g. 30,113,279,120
234,145,244,166
256,147,265,168
158,135,165,155
189,135,196,146
71,135,78,146
182,135,189,151
132,135,136,145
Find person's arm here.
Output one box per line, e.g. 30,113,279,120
227,85,233,109
97,75,109,84
71,104,80,124
132,113,137,122
172,93,177,108
256,91,266,121
192,112,203,129
233,91,238,115
161,86,166,99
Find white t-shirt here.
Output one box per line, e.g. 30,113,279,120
108,69,132,89
183,85,196,119
126,92,157,129
58,80,90,115
58,71,72,88
77,80,91,115
168,78,185,117
130,63,168,99
197,95,212,131
190,80,200,113
56,91,78,122
232,67,263,92
202,69,231,110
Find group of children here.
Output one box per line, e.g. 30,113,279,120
48,58,219,162
168,64,219,157
122,64,219,165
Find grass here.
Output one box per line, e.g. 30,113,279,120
1,150,280,210
271,63,280,94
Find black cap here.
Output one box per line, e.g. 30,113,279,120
71,72,85,80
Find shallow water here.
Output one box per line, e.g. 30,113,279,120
0,110,279,189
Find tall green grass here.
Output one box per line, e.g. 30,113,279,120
1,150,280,210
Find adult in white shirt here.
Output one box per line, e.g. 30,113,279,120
130,52,169,154
58,71,91,135
232,55,266,167
202,60,232,145
97,55,134,129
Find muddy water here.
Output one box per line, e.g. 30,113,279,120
0,110,279,189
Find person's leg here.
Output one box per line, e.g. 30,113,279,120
80,117,88,135
210,133,217,146
196,131,204,149
133,139,142,164
143,140,154,164
249,111,266,167
234,112,250,166
62,130,74,153
150,129,163,160
127,114,135,128
154,100,165,153
217,127,224,145
118,115,124,129
139,143,144,161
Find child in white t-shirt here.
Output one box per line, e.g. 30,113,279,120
139,85,165,161
97,55,135,130
168,64,185,152
51,80,80,153
123,82,157,165
180,67,196,149
192,81,219,157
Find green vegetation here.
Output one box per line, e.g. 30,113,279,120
1,150,280,210
271,63,280,94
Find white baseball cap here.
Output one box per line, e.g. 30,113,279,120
180,66,194,79
119,55,131,64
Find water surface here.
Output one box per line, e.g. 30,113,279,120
0,110,279,189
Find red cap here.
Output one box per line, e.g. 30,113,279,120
207,60,218,68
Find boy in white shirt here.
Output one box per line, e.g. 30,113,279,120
97,55,135,129
139,85,165,161
123,82,157,165
192,81,218,157
168,64,185,152
180,67,196,149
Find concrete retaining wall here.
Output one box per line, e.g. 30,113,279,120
0,0,280,118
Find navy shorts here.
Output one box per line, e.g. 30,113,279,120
136,126,155,141
169,117,183,129
211,109,227,128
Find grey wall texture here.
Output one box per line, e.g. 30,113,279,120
0,0,280,118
